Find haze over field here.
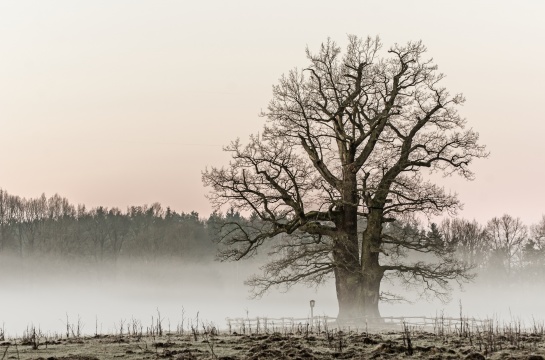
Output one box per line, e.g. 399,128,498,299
2,257,545,336
2,0,545,339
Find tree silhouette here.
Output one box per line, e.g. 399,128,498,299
203,35,488,320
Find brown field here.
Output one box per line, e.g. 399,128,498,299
2,324,545,360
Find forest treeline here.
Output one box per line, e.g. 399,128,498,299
0,188,544,283
437,214,545,282
0,189,221,262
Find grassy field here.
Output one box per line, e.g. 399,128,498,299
3,322,545,360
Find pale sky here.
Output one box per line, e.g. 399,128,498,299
1,1,544,226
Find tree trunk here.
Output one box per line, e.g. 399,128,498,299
333,170,384,323
361,209,385,318
333,246,383,322
333,229,363,321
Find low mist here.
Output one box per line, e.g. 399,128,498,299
2,253,544,337
0,254,339,336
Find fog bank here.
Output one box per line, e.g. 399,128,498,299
1,255,544,337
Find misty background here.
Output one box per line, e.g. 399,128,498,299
2,0,545,338
1,189,545,335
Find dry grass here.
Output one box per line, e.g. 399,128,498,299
2,315,545,360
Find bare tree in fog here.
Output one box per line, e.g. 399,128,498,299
485,214,527,276
21,195,48,256
86,207,110,262
521,215,545,279
46,194,77,256
440,218,488,270
106,208,130,261
125,203,164,260
0,190,16,253
203,35,488,320
530,215,545,246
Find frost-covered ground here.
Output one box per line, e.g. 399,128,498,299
2,326,545,359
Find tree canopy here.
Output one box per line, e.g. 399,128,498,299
204,35,489,320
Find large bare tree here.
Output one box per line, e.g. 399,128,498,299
203,36,488,321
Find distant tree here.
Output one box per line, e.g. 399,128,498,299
85,206,115,262
11,195,25,257
485,214,527,276
440,218,488,269
521,215,545,279
427,223,442,244
0,189,17,253
530,215,545,246
106,207,130,261
23,195,48,256
44,194,77,256
203,35,488,320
